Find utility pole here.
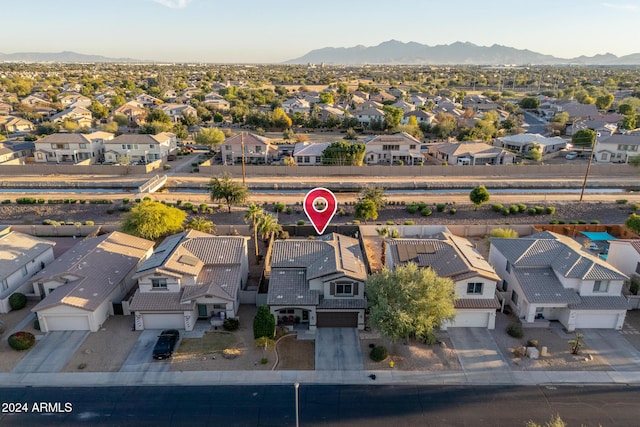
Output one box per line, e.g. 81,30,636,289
241,131,246,186
294,383,300,427
579,132,599,203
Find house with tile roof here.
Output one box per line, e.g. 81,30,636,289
364,132,424,165
51,106,93,124
30,232,154,332
385,231,501,329
489,231,629,331
401,109,434,125
293,141,330,165
34,131,114,163
0,115,35,134
594,133,640,163
0,231,55,313
220,132,278,165
281,98,311,115
0,140,35,165
129,231,248,331
496,133,567,155
156,103,198,123
606,239,640,278
267,233,367,330
104,132,176,163
429,141,516,165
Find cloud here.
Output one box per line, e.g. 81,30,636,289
151,0,192,9
602,2,638,10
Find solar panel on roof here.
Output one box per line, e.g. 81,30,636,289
416,243,435,254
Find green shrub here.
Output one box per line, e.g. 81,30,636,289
436,203,446,212
89,199,112,204
406,204,419,214
528,208,537,215
404,220,415,225
223,318,240,331
8,331,36,351
527,339,539,348
78,199,86,204
534,206,545,214
9,293,27,310
253,306,275,339
616,199,628,204
143,197,151,201
501,208,510,216
42,219,60,226
122,198,130,204
417,202,427,210
37,199,45,204
509,205,519,214
578,219,587,224
557,219,566,224
16,197,37,204
199,203,208,212
569,220,579,224
84,221,94,226
386,220,395,225
297,220,305,225
274,202,286,213
590,220,600,224
448,208,457,215
1,199,10,204
549,219,559,224
506,322,523,338
118,205,131,212
491,203,504,212
631,204,640,211
517,203,527,213
369,345,389,362
545,206,556,215
420,207,432,217
489,227,519,238
260,357,269,364
285,207,293,215
106,208,115,214
183,202,193,210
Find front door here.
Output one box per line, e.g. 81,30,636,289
197,304,208,318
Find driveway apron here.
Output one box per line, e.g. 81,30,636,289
448,328,509,372
12,331,89,373
582,329,640,371
315,328,363,371
119,329,174,373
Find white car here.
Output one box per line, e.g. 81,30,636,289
588,242,599,251
565,152,578,160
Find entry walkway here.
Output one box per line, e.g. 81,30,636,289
448,328,509,372
12,331,89,373
315,328,363,371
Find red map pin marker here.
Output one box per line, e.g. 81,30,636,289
303,187,337,235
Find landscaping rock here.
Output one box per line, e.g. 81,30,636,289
526,347,539,360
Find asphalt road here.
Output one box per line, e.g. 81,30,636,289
1,385,639,426
522,111,548,135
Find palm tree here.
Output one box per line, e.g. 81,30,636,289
184,217,216,234
244,203,264,260
257,213,282,243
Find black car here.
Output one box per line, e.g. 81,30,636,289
152,329,180,360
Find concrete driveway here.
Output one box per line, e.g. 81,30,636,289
448,328,509,372
12,331,89,373
315,328,363,371
582,329,640,371
119,330,178,373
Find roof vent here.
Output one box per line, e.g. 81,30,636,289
277,295,283,299
297,295,304,299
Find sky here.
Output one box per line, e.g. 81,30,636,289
1,0,639,63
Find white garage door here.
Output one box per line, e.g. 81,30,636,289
141,313,183,330
450,311,490,328
574,312,619,329
43,315,90,331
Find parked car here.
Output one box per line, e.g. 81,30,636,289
588,242,599,251
167,154,176,161
565,151,578,160
152,329,180,360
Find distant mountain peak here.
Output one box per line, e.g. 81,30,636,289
0,51,146,63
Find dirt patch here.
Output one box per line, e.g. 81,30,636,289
276,334,315,370
62,315,140,372
360,332,461,371
490,313,611,371
0,301,45,372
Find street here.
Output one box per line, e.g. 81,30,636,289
1,385,639,426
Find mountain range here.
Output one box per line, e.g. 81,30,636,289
285,40,640,65
0,51,144,63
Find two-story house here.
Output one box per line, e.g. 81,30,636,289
607,239,640,278
594,133,640,163
156,103,198,123
203,92,230,110
0,231,55,313
267,233,368,330
364,132,424,165
0,140,35,165
136,93,163,108
104,132,176,163
401,110,434,126
50,106,93,127
0,115,35,134
281,98,311,115
113,102,147,125
129,231,249,331
31,232,154,332
489,231,629,331
34,131,114,163
220,132,278,165
385,231,501,329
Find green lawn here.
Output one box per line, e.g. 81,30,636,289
177,331,237,355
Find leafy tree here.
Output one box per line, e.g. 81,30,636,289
527,142,543,162
319,92,334,104
282,128,295,141
213,112,224,123
244,203,264,259
619,103,635,115
185,217,216,234
88,100,109,119
595,94,614,110
271,107,292,128
489,228,519,238
354,199,378,223
366,263,457,343
344,128,357,140
469,185,490,210
110,95,126,108
195,127,225,148
358,186,387,209
321,141,366,166
172,123,188,139
122,200,186,240
146,108,171,124
180,111,198,127
621,115,636,130
253,305,276,339
382,105,404,129
100,121,119,133
140,121,173,135
525,414,566,427
571,129,596,148
519,97,540,109
626,213,640,234
209,174,248,213
113,113,129,127
431,112,457,138
550,112,569,125
628,154,640,166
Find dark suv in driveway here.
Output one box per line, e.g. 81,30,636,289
152,329,180,360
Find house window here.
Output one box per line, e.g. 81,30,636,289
255,146,262,152
636,262,640,275
79,143,86,149
410,145,416,149
21,265,28,277
304,156,310,163
467,283,483,294
36,153,43,159
1,278,8,291
511,291,519,305
506,261,511,273
593,280,609,293
150,145,154,149
315,156,322,163
225,145,231,150
151,278,167,289
502,280,508,292
601,153,609,161
51,143,69,149
336,283,353,296
382,145,400,151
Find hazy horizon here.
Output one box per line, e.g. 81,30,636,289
1,0,638,63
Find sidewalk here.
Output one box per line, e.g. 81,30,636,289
2,369,640,388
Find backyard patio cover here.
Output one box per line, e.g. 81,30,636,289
580,231,617,241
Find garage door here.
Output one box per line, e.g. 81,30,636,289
449,311,490,328
141,313,184,330
43,315,90,331
574,312,619,329
317,312,358,328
